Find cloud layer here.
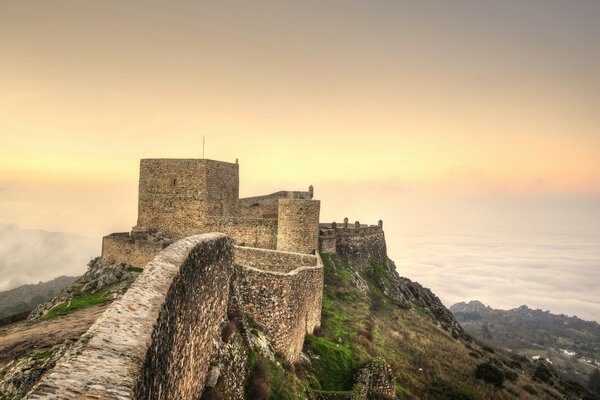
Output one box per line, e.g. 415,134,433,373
389,225,600,323
0,224,100,291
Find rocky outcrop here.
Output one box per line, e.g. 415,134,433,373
335,230,465,339
28,259,140,321
0,342,72,399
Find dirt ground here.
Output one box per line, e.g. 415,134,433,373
0,304,108,367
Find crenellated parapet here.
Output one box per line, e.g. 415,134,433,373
318,219,385,255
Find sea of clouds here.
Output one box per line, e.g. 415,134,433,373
388,224,600,323
0,224,100,292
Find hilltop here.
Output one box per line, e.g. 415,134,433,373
0,158,597,399
2,235,597,399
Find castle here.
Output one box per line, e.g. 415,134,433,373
101,158,321,267
27,158,385,399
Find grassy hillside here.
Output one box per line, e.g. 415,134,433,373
229,252,595,399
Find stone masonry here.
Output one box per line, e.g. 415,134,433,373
102,158,320,266
26,234,234,400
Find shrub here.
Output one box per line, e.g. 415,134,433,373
200,387,223,400
221,320,237,343
248,358,271,399
521,384,537,395
87,256,100,269
532,363,553,383
475,362,505,388
429,380,478,400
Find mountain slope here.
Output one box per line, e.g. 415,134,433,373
451,300,600,387
206,235,594,399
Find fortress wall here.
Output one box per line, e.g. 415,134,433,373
203,216,278,249
276,199,320,254
26,234,234,400
319,235,337,254
136,159,206,236
335,230,388,271
233,255,323,362
239,190,310,218
318,222,384,255
204,159,239,217
234,246,317,273
101,234,169,267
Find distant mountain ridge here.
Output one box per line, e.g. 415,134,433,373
451,300,600,386
0,276,78,321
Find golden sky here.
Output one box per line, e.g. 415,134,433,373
1,0,599,236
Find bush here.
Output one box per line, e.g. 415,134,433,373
429,380,478,400
248,359,271,399
532,363,553,383
475,362,505,388
521,384,537,395
221,320,237,343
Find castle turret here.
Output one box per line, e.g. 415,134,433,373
276,199,320,254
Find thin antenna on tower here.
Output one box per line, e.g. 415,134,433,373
203,136,205,158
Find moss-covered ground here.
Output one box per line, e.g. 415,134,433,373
297,254,565,400
41,290,110,321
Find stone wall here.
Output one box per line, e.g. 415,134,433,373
318,222,384,257
233,253,323,362
26,234,234,400
101,233,170,267
276,199,321,254
239,190,310,218
234,246,317,273
203,216,278,249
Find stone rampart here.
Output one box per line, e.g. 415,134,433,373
239,190,310,218
233,252,323,362
234,246,317,273
318,222,384,255
26,234,234,400
101,233,170,267
203,216,278,249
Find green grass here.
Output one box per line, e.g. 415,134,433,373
33,350,53,360
127,266,144,273
245,350,305,399
369,260,392,284
305,336,354,390
41,291,109,320
412,304,429,318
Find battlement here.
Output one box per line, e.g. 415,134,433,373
318,219,384,254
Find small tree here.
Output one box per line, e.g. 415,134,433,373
589,369,600,396
475,362,504,388
87,256,100,270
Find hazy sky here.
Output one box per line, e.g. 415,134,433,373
1,1,599,319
